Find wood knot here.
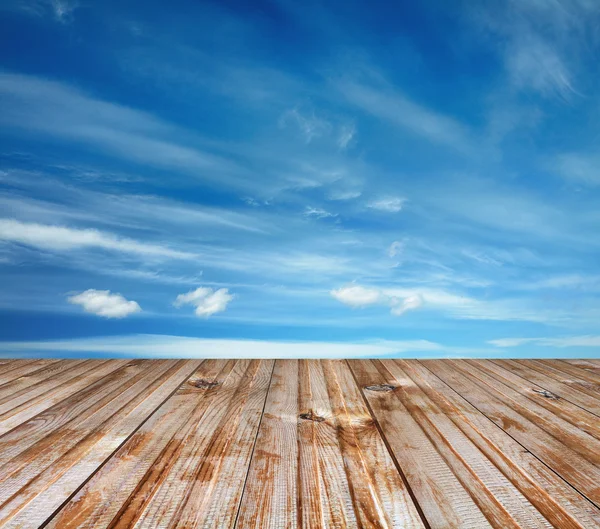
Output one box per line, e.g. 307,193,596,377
299,411,325,422
531,388,559,400
189,378,220,389
365,384,396,392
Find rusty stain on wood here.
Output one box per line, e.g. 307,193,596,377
0,358,598,528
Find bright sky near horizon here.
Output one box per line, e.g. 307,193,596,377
1,0,599,358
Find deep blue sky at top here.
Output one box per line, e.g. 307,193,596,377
0,0,599,357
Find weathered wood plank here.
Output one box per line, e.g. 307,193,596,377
323,360,425,528
44,359,231,529
350,359,492,528
460,360,600,465
297,359,359,529
407,360,600,529
382,360,552,529
494,360,600,417
0,360,129,436
425,360,600,506
235,359,300,529
0,360,200,528
0,360,60,387
166,359,274,529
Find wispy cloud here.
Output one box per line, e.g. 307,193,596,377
337,123,356,150
67,289,141,318
553,153,600,185
367,196,406,213
0,219,193,259
0,334,446,358
489,335,600,348
0,73,238,184
337,80,473,153
174,287,234,317
279,108,332,143
303,206,337,219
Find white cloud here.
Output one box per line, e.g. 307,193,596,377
553,153,600,185
330,285,425,317
390,294,423,316
337,123,356,149
330,285,383,307
0,334,445,358
0,73,235,183
388,241,404,257
67,289,141,318
338,80,472,153
279,108,331,143
368,197,406,213
489,335,600,348
174,287,234,317
304,206,336,219
506,34,574,99
0,219,192,259
51,0,77,22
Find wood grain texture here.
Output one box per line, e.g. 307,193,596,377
0,358,598,528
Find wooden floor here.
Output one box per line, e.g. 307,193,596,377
0,360,599,528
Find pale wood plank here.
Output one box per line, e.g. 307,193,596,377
0,360,129,436
406,360,600,529
0,360,61,387
297,359,359,529
0,360,155,465
425,360,600,506
494,360,600,417
382,360,552,529
0,360,200,528
474,360,600,437
562,360,600,373
162,359,274,529
323,360,425,528
44,359,231,529
459,360,600,465
236,359,300,529
350,359,492,528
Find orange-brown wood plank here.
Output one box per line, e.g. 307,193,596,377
0,359,60,386
0,359,200,528
350,359,493,528
0,359,129,435
44,359,232,529
406,360,600,529
425,360,600,507
493,360,600,417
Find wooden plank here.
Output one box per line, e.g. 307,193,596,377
323,360,425,528
44,359,231,529
382,360,552,529
235,359,300,529
425,360,600,506
476,360,600,436
297,359,359,529
460,360,600,465
562,360,600,373
163,359,274,529
0,360,160,466
0,360,129,436
350,359,492,528
0,360,200,528
0,360,60,387
405,360,600,529
493,360,600,417
0,360,90,405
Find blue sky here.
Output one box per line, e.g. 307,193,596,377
1,0,600,358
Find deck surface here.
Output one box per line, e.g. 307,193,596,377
0,359,599,528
